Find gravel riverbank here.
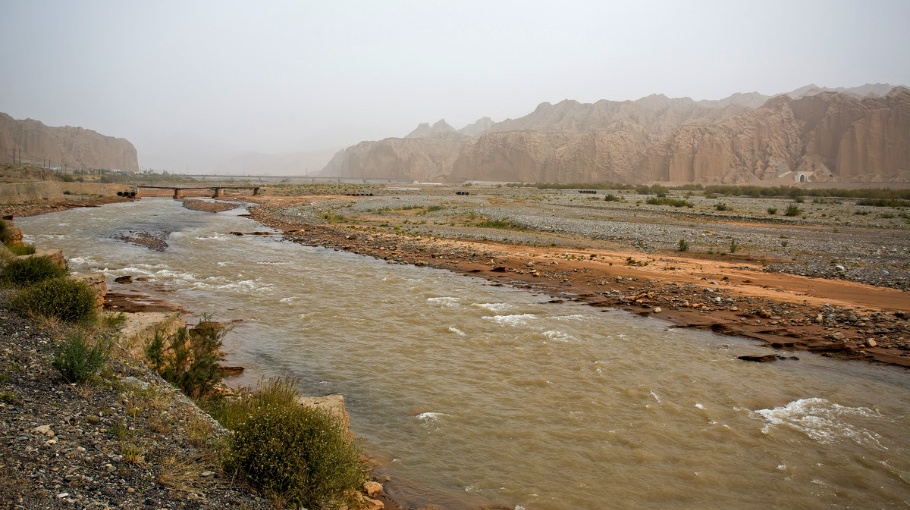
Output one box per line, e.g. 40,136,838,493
0,294,272,509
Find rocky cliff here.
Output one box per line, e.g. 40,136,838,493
322,85,910,184
639,88,910,184
0,113,139,171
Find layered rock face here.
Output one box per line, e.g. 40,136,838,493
0,113,139,171
640,88,910,184
322,86,910,184
322,135,465,182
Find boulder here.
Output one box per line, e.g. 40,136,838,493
296,394,351,434
17,248,66,269
737,354,778,363
71,272,107,309
363,481,383,498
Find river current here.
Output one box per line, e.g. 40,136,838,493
18,199,910,509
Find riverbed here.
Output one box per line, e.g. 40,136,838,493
19,198,910,509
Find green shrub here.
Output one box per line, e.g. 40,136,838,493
677,239,689,252
784,204,802,217
477,218,522,229
10,277,97,323
145,320,225,398
767,207,778,215
645,197,693,208
0,256,67,287
52,332,110,383
7,244,36,256
220,379,366,509
0,220,12,245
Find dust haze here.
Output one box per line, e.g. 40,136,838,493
1,0,908,173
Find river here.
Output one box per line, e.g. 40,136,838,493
18,198,910,509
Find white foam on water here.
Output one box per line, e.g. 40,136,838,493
195,233,228,241
473,302,514,313
650,391,662,404
542,330,573,342
67,256,97,266
754,397,886,449
554,314,588,322
417,412,447,422
255,260,294,266
279,296,299,304
483,314,536,327
427,296,461,307
448,327,466,336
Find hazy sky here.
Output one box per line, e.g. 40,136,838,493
2,0,909,172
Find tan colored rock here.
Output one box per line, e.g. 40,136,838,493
296,394,351,433
323,87,910,185
363,481,383,497
71,272,107,309
117,312,185,357
17,248,66,269
0,112,139,171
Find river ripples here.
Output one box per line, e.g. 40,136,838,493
18,199,910,509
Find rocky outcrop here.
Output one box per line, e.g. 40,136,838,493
321,136,465,182
0,113,139,171
639,88,910,184
405,119,457,138
322,85,909,184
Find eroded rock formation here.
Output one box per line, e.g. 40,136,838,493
0,113,139,171
321,85,910,184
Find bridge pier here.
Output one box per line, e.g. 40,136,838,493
173,188,183,199
253,187,261,196
213,187,225,198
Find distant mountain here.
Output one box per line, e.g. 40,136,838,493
405,119,457,138
321,84,909,184
0,113,139,171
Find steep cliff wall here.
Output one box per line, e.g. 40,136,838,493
0,113,139,171
321,86,910,184
639,88,910,184
321,135,464,182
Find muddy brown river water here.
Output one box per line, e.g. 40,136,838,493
19,198,910,509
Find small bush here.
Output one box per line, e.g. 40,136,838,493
477,218,521,229
220,379,366,509
52,332,110,383
0,220,12,245
0,256,67,287
715,202,730,211
767,207,778,215
10,277,97,323
604,194,621,202
785,204,802,217
145,320,226,398
729,238,740,254
677,239,689,252
7,244,36,256
645,197,693,208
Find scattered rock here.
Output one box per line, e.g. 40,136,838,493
737,354,778,363
364,481,383,497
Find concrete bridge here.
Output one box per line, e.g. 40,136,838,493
133,185,262,199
